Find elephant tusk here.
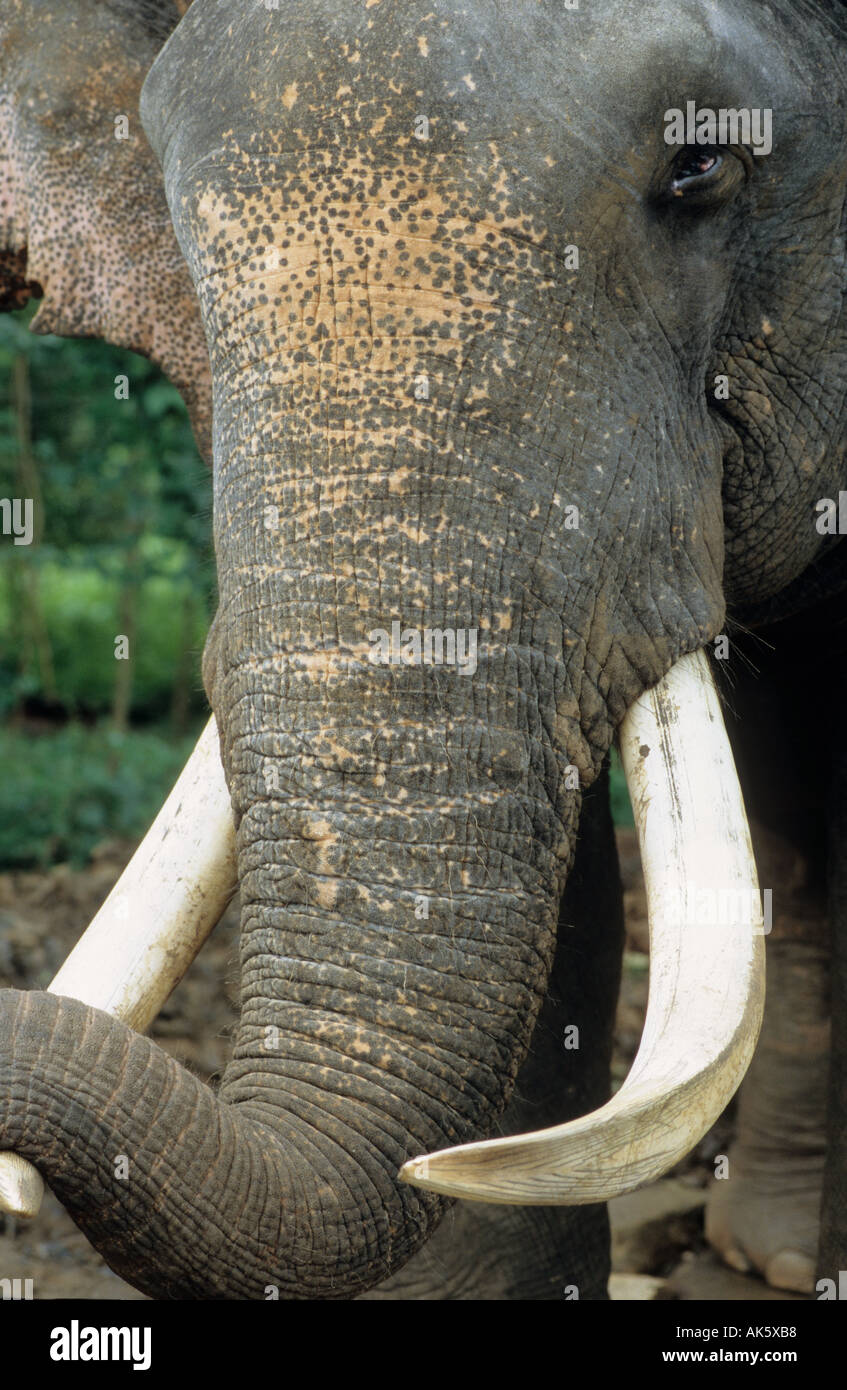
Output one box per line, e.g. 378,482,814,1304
399,648,765,1205
0,716,237,1219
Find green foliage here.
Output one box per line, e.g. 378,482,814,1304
0,309,211,557
0,306,214,721
0,307,215,866
0,723,200,868
609,750,634,828
0,545,208,719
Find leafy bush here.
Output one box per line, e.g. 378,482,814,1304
0,724,200,868
0,307,215,722
0,545,208,719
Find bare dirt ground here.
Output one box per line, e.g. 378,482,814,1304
0,832,809,1301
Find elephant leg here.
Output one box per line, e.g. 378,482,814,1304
360,765,624,1300
705,623,836,1295
705,820,829,1295
818,745,847,1289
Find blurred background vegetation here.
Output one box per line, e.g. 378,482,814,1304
0,303,632,872
0,305,214,867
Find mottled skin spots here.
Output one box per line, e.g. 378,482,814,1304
2,0,847,1300
0,0,212,460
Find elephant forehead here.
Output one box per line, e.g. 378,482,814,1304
176,146,570,388
143,0,808,191
183,147,558,287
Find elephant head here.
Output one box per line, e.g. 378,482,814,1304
1,0,846,1298
0,0,212,459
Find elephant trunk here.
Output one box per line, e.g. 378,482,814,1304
0,660,578,1298
2,364,586,1293
202,424,583,1292
1,139,602,1290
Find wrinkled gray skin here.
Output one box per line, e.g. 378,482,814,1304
1,0,847,1300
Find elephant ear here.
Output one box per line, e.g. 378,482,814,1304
0,0,211,460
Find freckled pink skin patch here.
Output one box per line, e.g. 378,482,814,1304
0,0,212,462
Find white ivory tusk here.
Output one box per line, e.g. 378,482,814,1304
399,648,765,1204
0,716,237,1219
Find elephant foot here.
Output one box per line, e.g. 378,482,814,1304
705,1150,823,1293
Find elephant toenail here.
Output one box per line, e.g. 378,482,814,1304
724,1245,752,1274
765,1250,814,1295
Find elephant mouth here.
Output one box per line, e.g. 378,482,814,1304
0,248,42,312
0,649,764,1219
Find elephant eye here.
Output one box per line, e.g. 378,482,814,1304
654,144,746,210
670,148,723,191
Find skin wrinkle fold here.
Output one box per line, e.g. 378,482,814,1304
237,949,542,1020
231,1040,511,1139
233,1040,495,1132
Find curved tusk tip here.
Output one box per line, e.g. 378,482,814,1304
398,1154,431,1187
0,1153,45,1219
399,1148,495,1200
